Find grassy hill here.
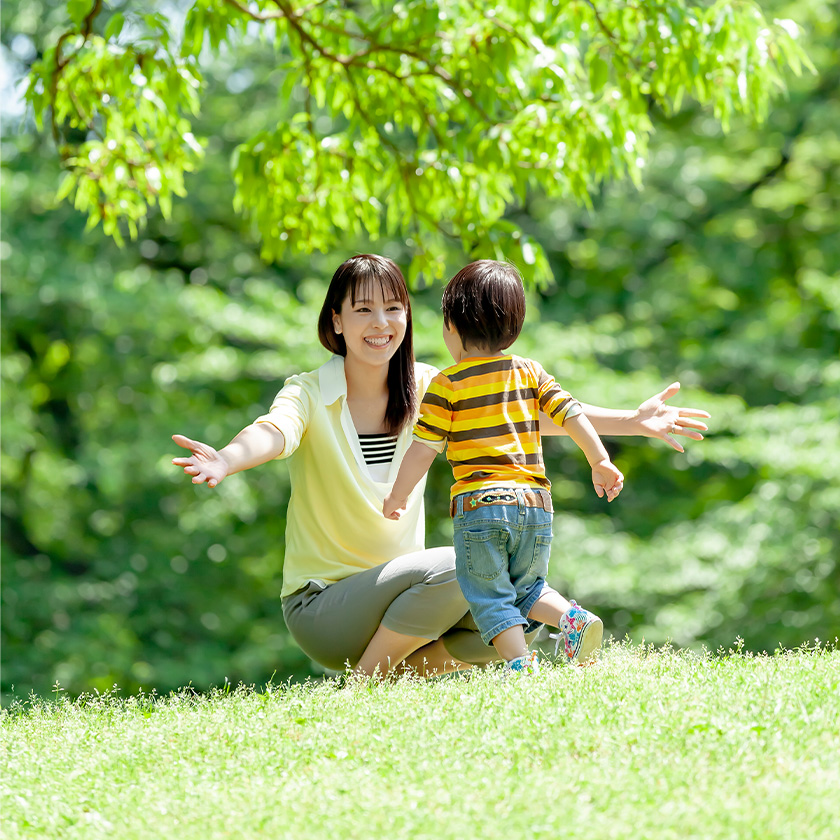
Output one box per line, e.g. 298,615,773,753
2,643,838,839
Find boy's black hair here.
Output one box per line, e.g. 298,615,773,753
441,260,526,353
318,254,416,434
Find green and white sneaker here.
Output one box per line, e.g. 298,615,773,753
504,651,540,676
549,601,603,665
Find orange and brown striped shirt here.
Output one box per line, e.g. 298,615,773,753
413,355,581,498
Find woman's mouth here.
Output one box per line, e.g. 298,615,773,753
364,336,392,347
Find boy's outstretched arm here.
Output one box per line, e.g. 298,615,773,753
383,441,438,519
562,414,624,502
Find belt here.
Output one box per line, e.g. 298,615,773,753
450,488,553,517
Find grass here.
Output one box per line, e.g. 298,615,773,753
2,642,839,840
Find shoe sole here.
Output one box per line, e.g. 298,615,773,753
573,617,604,665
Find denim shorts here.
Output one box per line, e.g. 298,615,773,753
452,488,553,645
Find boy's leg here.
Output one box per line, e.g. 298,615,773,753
528,588,604,664
492,625,529,661
440,611,542,665
527,588,572,623
507,504,553,632
452,512,529,654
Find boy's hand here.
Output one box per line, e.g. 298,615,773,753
591,459,624,502
383,493,407,520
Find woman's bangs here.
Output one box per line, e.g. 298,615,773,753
349,261,409,309
380,270,410,308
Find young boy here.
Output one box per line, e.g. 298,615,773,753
383,260,623,674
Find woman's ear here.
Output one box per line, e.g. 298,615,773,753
332,311,342,334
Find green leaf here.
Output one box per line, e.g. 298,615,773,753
67,0,90,26
104,12,125,42
589,55,609,94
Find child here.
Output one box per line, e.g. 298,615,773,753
383,260,623,674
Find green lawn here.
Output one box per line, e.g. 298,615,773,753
2,643,838,839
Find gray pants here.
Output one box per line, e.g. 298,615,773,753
281,546,548,670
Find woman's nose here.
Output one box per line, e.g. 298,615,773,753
372,307,388,328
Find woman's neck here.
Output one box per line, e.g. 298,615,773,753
343,354,389,400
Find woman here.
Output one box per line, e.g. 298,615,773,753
173,255,708,677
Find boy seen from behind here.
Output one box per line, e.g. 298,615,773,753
383,260,623,674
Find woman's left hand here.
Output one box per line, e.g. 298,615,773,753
635,382,710,453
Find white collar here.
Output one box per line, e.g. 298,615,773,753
318,354,347,406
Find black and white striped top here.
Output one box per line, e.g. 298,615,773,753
358,433,398,466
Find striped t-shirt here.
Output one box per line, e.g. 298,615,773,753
413,355,581,498
358,433,398,465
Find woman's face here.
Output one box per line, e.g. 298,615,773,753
332,281,408,368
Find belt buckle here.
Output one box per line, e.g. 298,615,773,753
472,491,516,507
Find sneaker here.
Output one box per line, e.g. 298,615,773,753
548,601,603,665
504,651,540,677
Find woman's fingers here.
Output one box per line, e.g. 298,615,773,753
655,381,682,403
172,433,219,462
662,433,684,453
172,434,199,450
675,426,705,440
171,434,222,488
675,416,709,431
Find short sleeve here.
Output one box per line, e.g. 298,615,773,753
412,372,453,450
253,371,316,459
532,361,581,427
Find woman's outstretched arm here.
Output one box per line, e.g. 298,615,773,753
172,423,286,488
540,382,709,453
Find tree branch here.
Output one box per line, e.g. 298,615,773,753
222,0,284,21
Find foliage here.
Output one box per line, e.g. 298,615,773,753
512,0,840,650
2,0,838,700
24,0,810,282
2,645,839,839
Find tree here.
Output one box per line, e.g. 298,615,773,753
4,0,835,700
26,0,809,282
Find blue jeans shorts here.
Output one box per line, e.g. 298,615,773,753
452,488,553,645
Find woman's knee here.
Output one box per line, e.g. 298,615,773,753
418,545,458,585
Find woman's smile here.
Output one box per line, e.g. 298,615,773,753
333,283,407,365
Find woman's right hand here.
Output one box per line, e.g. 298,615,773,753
172,434,230,488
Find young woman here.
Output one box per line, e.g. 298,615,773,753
172,254,709,677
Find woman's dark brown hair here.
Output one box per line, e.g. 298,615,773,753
318,255,416,434
441,260,526,352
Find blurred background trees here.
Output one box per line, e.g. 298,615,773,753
2,0,838,699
